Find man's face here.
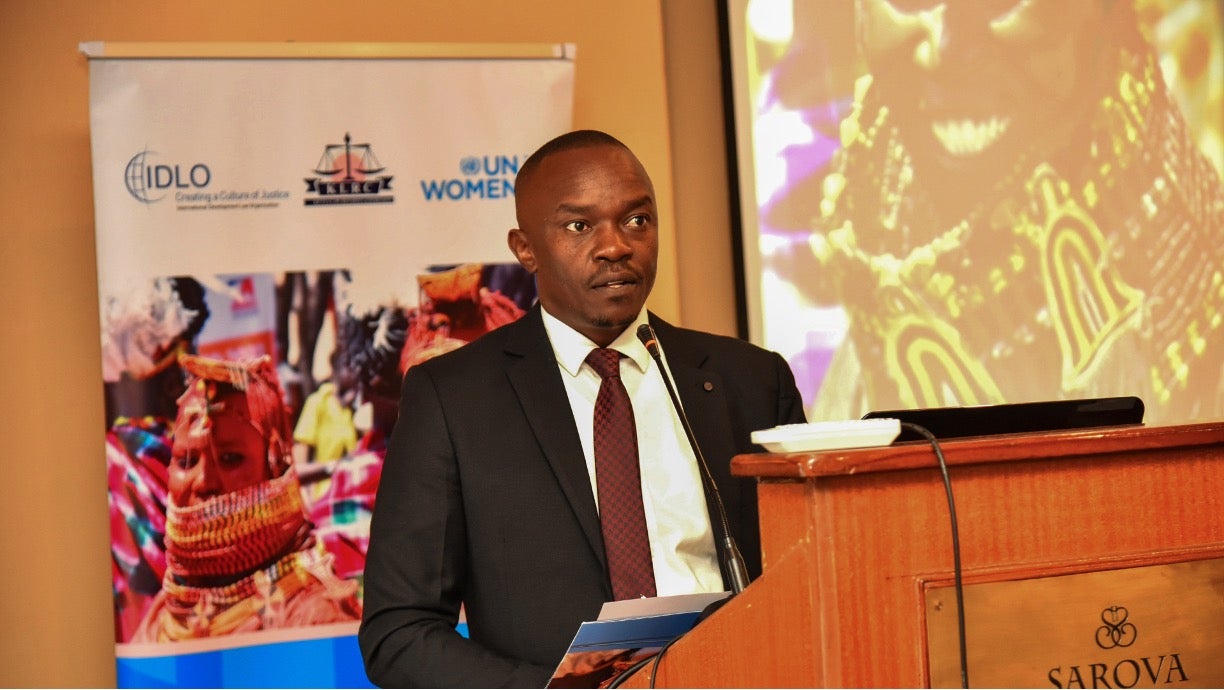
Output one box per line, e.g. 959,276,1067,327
170,387,271,507
856,0,1105,183
508,144,658,347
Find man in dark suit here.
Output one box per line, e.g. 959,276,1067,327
359,130,806,687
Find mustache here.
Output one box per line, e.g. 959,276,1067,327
588,264,642,287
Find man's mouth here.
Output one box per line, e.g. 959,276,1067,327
930,116,1011,156
595,279,635,290
592,268,639,290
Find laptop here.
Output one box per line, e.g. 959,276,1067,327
862,396,1145,442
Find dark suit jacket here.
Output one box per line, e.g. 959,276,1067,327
359,308,806,688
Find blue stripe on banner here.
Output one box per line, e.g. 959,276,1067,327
117,626,471,688
117,634,373,688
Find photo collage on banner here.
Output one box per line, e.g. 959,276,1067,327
88,48,574,687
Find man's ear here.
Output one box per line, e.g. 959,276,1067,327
506,228,537,274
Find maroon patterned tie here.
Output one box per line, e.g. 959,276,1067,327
585,347,656,600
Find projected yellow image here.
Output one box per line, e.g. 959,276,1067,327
735,0,1223,425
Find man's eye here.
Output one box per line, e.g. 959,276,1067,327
564,221,589,233
626,215,649,228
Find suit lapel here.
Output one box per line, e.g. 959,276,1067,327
503,309,608,572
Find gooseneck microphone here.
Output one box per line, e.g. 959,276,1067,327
636,323,750,595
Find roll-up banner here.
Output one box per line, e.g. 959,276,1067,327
84,42,575,687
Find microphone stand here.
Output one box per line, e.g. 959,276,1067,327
636,323,750,595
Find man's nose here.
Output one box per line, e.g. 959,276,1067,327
592,223,633,261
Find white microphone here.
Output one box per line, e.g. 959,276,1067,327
636,323,750,595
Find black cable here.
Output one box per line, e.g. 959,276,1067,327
600,632,682,689
604,595,729,687
604,650,658,689
901,421,969,689
648,629,684,688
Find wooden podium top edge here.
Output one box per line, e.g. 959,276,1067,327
734,420,1224,479
78,41,574,60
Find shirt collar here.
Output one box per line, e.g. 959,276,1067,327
540,306,651,377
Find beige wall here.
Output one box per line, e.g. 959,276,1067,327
0,0,732,686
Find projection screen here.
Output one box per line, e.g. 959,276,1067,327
722,0,1224,427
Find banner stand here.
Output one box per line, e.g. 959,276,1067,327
86,41,573,688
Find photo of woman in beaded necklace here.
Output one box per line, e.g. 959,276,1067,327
733,0,1223,426
104,265,537,645
130,354,362,642
103,273,367,644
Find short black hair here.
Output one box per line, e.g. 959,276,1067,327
515,129,630,189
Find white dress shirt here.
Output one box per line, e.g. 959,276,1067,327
540,307,724,597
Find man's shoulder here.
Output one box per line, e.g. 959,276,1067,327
651,317,779,361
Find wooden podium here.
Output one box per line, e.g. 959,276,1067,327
620,421,1224,688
